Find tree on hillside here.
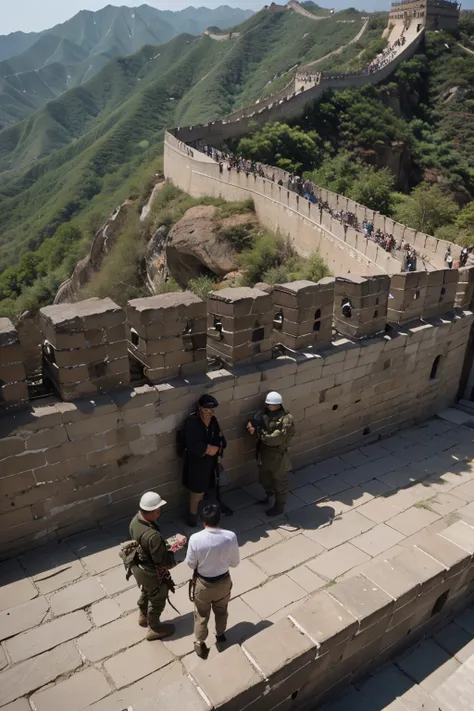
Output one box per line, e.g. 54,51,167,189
393,183,459,235
349,166,395,215
306,152,359,195
236,122,320,174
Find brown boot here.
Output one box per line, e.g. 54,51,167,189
138,610,148,628
146,623,175,641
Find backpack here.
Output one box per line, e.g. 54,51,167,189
119,540,146,580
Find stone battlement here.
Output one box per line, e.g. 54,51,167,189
1,272,473,556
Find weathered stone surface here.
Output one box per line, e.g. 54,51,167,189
0,595,49,641
0,700,32,711
328,575,393,631
290,590,358,652
243,617,315,681
243,575,306,618
97,564,135,595
77,613,144,662
306,542,371,580
20,543,84,594
129,677,212,711
49,577,106,615
190,645,263,711
0,642,82,706
90,598,121,627
251,534,323,576
5,610,91,663
104,639,174,688
0,559,38,612
440,520,474,553
30,667,111,711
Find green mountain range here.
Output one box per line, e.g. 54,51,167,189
0,4,254,129
1,5,471,319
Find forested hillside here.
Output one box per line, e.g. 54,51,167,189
0,4,254,128
0,7,472,321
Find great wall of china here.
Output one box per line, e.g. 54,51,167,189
2,4,474,710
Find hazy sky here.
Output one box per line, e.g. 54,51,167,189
3,0,474,35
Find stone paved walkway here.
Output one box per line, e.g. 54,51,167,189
325,601,474,710
2,409,474,710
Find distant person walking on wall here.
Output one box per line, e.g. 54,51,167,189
445,247,454,269
247,392,296,517
181,394,233,527
125,492,186,641
186,502,240,658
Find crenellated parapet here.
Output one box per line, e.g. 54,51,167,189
1,267,473,412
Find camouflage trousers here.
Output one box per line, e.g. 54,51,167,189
258,456,288,508
132,565,168,631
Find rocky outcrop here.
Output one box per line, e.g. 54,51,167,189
146,224,170,291
54,200,134,304
165,205,240,286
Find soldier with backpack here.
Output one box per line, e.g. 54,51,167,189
123,492,186,641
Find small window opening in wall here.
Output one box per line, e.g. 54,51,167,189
42,341,56,365
439,287,446,303
130,328,139,347
375,297,379,306
314,308,322,332
374,310,379,318
430,355,442,380
431,589,449,617
383,359,391,371
341,298,352,319
414,290,420,300
89,360,108,379
363,426,371,436
332,404,338,411
182,322,192,335
319,391,326,404
274,311,283,330
354,399,361,404
213,316,223,333
252,327,265,343
291,691,299,702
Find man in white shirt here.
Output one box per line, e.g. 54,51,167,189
185,502,240,658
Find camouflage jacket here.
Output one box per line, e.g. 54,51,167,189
251,407,295,450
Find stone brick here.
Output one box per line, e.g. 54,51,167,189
1,450,46,477
306,542,371,580
20,542,84,594
104,639,174,688
242,575,306,618
49,577,106,615
440,520,474,554
190,645,264,711
287,565,327,594
0,700,31,711
90,598,121,627
30,667,111,711
97,564,135,595
328,574,393,631
243,617,315,685
0,558,38,612
0,641,83,707
289,590,358,652
251,534,323,576
77,612,144,661
362,558,420,613
0,595,49,640
352,523,406,557
415,533,471,580
304,510,374,550
389,547,446,596
5,609,91,663
387,506,441,535
228,559,268,599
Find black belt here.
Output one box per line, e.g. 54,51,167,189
197,571,230,583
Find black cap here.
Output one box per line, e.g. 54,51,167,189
199,394,219,408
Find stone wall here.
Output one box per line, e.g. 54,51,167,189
164,134,401,277
185,519,474,711
1,268,473,558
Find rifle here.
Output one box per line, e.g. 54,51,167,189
189,568,198,603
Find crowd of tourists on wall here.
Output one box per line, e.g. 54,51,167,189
368,35,406,74
191,143,469,273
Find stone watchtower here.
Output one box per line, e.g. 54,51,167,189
388,0,460,34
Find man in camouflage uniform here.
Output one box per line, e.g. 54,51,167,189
129,491,184,641
247,391,295,516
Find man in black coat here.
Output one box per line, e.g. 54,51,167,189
182,394,233,527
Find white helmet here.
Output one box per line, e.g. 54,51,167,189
265,391,283,405
140,491,167,511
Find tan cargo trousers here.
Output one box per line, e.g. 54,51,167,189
193,575,232,643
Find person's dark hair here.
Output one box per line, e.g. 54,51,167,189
200,503,221,527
